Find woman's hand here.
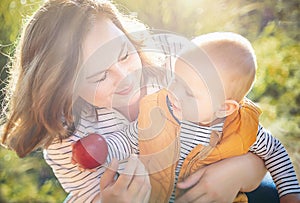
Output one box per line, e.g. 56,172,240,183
280,193,300,203
96,155,151,203
175,152,267,203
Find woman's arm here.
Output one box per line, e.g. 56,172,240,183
175,152,266,203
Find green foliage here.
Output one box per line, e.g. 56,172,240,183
0,0,43,101
249,22,300,138
0,147,67,202
0,0,299,201
115,0,259,38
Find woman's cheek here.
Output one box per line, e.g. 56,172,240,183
93,85,113,108
77,85,97,105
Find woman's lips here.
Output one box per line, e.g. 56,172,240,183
114,83,134,95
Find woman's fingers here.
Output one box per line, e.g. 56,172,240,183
114,155,139,191
128,157,150,202
143,187,151,203
100,158,119,191
175,167,216,203
129,174,150,201
99,155,151,203
177,166,205,189
137,177,151,203
175,181,206,203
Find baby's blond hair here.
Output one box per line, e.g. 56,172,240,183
192,32,257,102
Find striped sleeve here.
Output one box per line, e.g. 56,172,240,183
105,120,139,162
105,131,131,161
123,120,139,154
250,125,300,197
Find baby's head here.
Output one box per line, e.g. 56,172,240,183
169,32,257,125
192,32,257,102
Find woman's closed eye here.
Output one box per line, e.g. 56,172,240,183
94,70,108,83
118,40,130,62
119,50,129,62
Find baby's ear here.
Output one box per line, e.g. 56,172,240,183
215,100,239,118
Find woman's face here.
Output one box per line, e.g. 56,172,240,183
77,17,143,109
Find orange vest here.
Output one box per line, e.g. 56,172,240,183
138,89,261,203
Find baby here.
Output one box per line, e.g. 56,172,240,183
137,32,300,203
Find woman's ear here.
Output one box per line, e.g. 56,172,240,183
215,100,239,118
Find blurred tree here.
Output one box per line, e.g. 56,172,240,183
115,0,274,38
0,0,67,202
250,23,300,138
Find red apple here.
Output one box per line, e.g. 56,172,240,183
72,133,108,169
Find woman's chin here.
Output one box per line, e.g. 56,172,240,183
112,90,141,121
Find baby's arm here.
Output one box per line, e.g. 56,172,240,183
105,121,139,163
250,125,300,202
71,121,138,170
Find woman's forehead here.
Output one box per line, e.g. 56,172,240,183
82,18,125,63
81,18,128,75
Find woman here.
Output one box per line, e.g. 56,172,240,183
1,0,277,202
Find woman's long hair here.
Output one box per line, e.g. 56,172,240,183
1,0,153,158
